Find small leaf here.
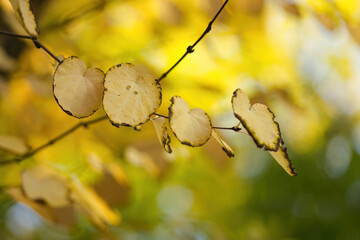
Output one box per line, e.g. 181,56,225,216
212,130,234,157
22,166,71,208
9,0,39,36
232,88,281,151
169,96,212,147
269,143,297,176
151,115,172,153
53,56,104,118
103,63,162,127
0,135,29,156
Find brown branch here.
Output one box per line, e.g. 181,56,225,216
0,116,108,166
0,31,61,63
157,0,229,82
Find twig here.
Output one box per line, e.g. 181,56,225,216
154,113,169,119
0,31,33,39
0,116,108,165
154,113,248,135
157,0,229,81
0,30,61,63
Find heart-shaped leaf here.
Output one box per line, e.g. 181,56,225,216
22,166,71,208
151,115,172,153
10,0,39,36
269,143,297,176
212,130,234,157
103,63,162,127
169,96,212,147
53,56,105,118
232,88,281,151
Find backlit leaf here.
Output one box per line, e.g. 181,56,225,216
269,142,297,176
169,96,212,147
53,56,104,118
103,63,162,127
9,0,39,36
232,88,281,151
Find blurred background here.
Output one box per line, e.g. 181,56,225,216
0,0,360,239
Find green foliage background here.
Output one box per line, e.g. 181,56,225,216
0,0,360,239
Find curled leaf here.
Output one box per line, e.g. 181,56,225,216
269,142,297,176
103,63,162,127
53,56,104,118
169,96,212,147
232,88,281,151
212,130,234,157
151,115,172,153
10,0,39,36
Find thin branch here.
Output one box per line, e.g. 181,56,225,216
0,116,108,166
154,113,169,119
157,0,229,82
32,38,61,63
0,31,61,63
0,31,33,39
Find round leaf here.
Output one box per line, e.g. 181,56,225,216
169,96,212,147
103,63,162,127
53,56,104,118
10,0,39,36
232,88,281,151
22,166,71,208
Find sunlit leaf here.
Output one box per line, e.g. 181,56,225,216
103,63,162,127
22,166,71,207
212,130,234,157
269,142,297,176
232,88,281,151
151,115,172,153
53,56,104,118
9,0,39,36
0,135,29,156
169,96,212,147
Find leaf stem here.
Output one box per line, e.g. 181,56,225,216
0,116,108,166
0,30,61,63
157,0,229,81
